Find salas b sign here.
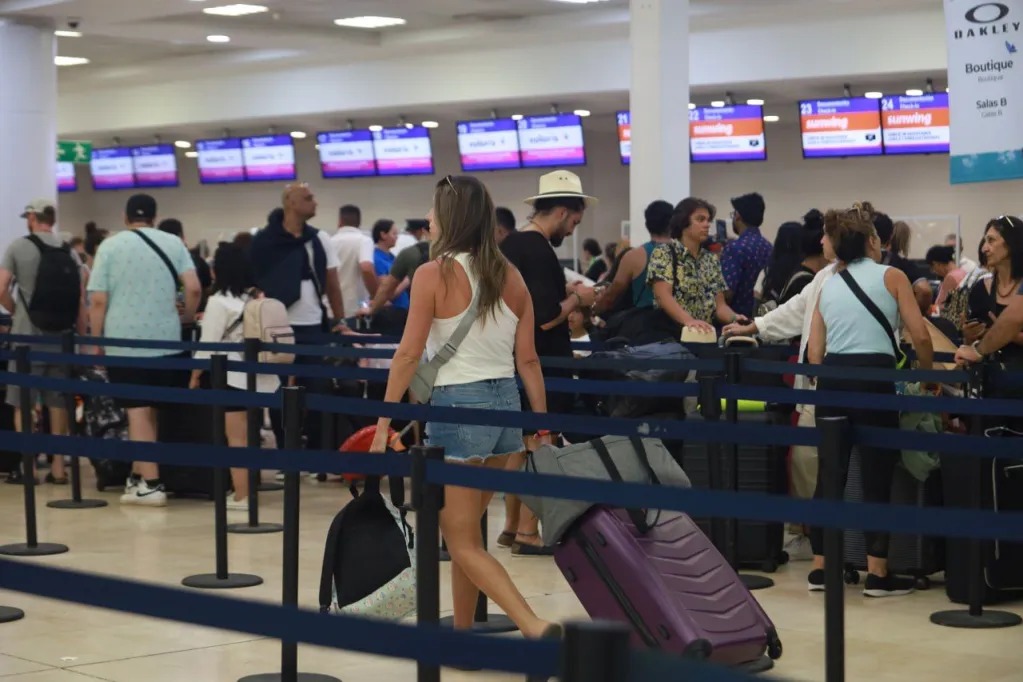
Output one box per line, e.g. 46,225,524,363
945,0,1023,183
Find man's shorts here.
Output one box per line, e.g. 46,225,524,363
5,360,68,410
106,353,189,410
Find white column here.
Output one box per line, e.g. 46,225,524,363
629,0,690,245
0,19,57,248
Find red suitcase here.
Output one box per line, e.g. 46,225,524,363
556,507,782,667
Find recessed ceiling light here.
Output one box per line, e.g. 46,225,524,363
334,16,406,29
511,114,524,121
290,131,307,139
368,125,383,132
864,91,884,99
422,121,439,129
710,100,725,108
746,98,765,106
54,56,89,66
688,103,696,110
202,4,268,17
174,140,192,149
404,123,414,130
185,151,199,158
763,115,780,123
207,35,231,43
906,88,924,97
574,109,591,117
54,30,82,38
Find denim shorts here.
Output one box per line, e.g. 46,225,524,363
426,378,523,463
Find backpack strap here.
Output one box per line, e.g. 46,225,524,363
130,230,178,290
590,437,651,534
318,508,349,613
838,268,902,362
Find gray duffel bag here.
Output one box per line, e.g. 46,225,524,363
520,435,690,546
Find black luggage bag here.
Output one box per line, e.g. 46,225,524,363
942,425,1023,604
678,409,790,573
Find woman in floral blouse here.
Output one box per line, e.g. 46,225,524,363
648,197,748,334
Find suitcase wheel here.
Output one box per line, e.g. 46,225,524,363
682,639,712,660
844,569,860,585
915,576,932,591
767,633,783,660
760,559,779,573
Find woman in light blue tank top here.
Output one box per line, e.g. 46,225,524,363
805,203,934,598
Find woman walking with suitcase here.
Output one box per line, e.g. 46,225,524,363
806,202,934,597
370,175,561,647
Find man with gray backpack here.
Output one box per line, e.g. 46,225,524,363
0,199,85,484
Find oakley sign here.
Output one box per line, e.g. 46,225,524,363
966,2,1010,23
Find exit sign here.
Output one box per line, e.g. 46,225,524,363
57,140,92,164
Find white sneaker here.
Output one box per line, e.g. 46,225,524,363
120,480,167,507
226,496,249,511
124,477,139,495
784,534,814,562
274,471,286,482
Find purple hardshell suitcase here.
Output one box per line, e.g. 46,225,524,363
556,507,782,667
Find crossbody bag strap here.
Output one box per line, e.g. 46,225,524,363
304,240,323,299
591,437,651,534
838,268,901,361
130,230,178,290
425,290,480,372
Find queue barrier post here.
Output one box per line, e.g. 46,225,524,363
697,375,726,549
413,444,444,682
930,366,1022,630
0,345,69,557
239,386,340,682
228,338,283,535
47,330,107,510
183,354,263,590
561,621,631,682
438,510,517,634
723,352,774,593
819,416,849,682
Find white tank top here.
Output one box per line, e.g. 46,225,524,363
427,253,520,387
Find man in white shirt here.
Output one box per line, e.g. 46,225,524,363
391,218,429,256
330,203,376,317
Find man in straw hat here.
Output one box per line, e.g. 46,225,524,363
498,170,598,556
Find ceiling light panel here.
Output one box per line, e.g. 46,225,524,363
207,35,231,43
202,4,268,17
54,30,81,38
334,16,407,29
54,56,89,66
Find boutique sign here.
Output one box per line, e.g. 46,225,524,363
945,0,1023,183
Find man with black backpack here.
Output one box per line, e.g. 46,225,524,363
0,199,86,484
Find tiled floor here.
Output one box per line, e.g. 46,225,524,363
0,470,1021,681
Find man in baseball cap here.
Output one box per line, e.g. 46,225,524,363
124,193,158,225
19,198,56,222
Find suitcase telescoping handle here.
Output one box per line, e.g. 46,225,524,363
721,335,759,349
590,437,662,535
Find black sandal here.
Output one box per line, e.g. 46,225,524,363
496,531,516,548
511,532,554,557
45,473,68,485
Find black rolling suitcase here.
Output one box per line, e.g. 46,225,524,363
158,399,229,500
942,425,1023,604
679,408,790,572
842,452,944,588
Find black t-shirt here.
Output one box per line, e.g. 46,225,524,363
500,231,571,360
885,252,926,286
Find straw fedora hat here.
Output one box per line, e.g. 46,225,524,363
523,170,599,207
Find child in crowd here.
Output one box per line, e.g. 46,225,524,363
189,243,279,511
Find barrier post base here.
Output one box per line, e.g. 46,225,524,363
0,543,68,557
740,575,775,591
181,573,263,590
259,482,284,493
227,522,284,535
0,606,25,623
239,673,340,682
930,609,1022,629
46,499,108,510
438,613,518,634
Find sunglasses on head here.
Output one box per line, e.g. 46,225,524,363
997,215,1021,231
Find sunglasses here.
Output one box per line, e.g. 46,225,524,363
997,215,1021,230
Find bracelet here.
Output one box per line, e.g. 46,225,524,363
972,340,987,357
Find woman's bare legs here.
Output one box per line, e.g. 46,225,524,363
442,453,553,637
225,412,249,502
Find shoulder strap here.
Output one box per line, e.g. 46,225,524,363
318,508,349,612
590,437,651,534
304,240,324,298
25,234,54,253
779,269,813,302
131,230,178,290
838,268,900,360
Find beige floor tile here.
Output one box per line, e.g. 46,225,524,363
0,470,1021,681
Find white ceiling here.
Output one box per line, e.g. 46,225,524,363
0,0,940,83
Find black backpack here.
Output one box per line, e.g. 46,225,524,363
19,235,81,332
318,474,415,616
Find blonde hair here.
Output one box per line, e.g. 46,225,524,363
823,202,878,263
891,221,911,257
430,175,508,323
